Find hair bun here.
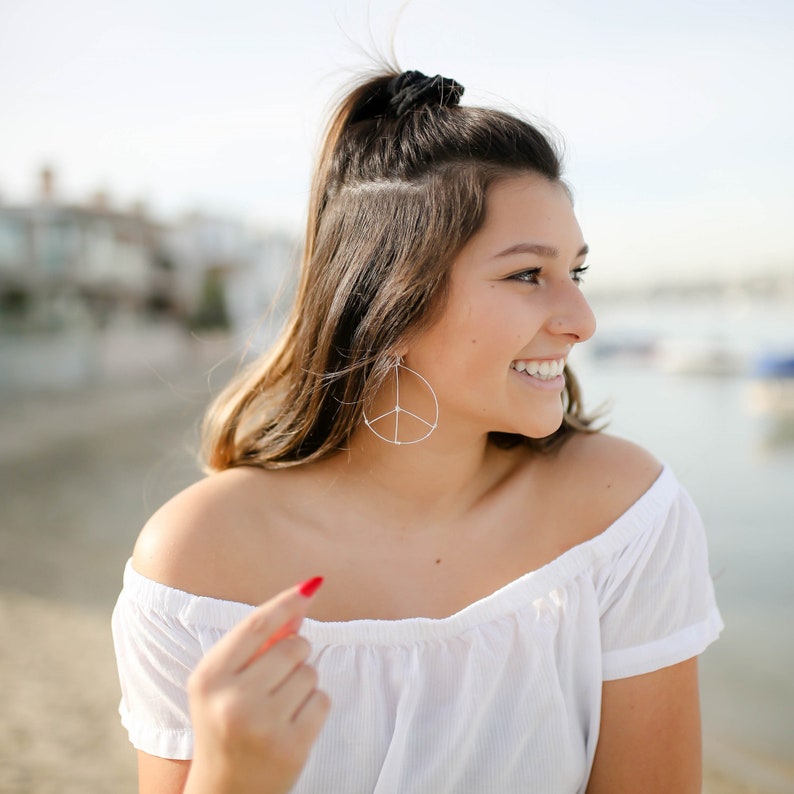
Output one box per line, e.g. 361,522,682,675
386,70,464,118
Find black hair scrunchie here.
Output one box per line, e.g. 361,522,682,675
386,70,464,118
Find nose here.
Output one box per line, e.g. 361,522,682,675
546,279,597,343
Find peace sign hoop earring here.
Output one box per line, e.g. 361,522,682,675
363,357,439,445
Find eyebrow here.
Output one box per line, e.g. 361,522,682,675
494,242,589,259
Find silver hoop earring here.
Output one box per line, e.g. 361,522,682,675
363,358,439,445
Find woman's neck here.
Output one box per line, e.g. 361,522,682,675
307,429,526,532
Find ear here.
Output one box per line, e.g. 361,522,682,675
392,345,409,361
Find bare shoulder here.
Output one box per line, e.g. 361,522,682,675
132,465,280,603
558,431,662,488
538,431,664,537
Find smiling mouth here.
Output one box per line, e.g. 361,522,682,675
510,358,566,380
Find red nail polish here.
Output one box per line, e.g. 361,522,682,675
298,576,324,598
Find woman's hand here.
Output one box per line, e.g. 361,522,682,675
183,578,330,794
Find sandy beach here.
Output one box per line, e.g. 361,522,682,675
0,359,788,793
0,361,212,793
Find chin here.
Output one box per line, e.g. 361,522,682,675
496,412,564,440
526,424,564,440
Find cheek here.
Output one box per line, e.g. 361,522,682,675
420,289,531,377
459,326,515,380
446,300,520,364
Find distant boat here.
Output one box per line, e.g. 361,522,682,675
755,354,794,379
656,339,746,377
748,353,794,415
589,333,658,364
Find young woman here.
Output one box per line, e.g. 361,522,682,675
112,69,723,794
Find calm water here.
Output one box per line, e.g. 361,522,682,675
573,293,794,781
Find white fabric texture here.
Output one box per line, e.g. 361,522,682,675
111,465,723,792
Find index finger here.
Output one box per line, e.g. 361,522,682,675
199,576,323,677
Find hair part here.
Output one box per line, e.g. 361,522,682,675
201,69,599,471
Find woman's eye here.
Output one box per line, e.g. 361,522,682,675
571,265,589,284
509,268,542,284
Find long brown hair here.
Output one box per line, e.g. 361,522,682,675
201,69,598,471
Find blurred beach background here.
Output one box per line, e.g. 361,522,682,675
1,1,793,792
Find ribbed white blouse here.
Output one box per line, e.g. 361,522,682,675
112,466,723,793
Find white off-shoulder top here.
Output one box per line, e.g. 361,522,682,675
111,466,723,793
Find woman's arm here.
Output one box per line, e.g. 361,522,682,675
137,755,190,794
586,657,702,794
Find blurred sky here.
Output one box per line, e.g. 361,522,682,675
1,0,793,285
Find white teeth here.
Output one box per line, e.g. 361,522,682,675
510,358,565,380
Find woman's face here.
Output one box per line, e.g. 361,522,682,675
404,174,596,441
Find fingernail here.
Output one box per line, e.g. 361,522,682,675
298,576,324,598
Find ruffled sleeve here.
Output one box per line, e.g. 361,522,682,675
110,561,253,759
595,474,723,680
